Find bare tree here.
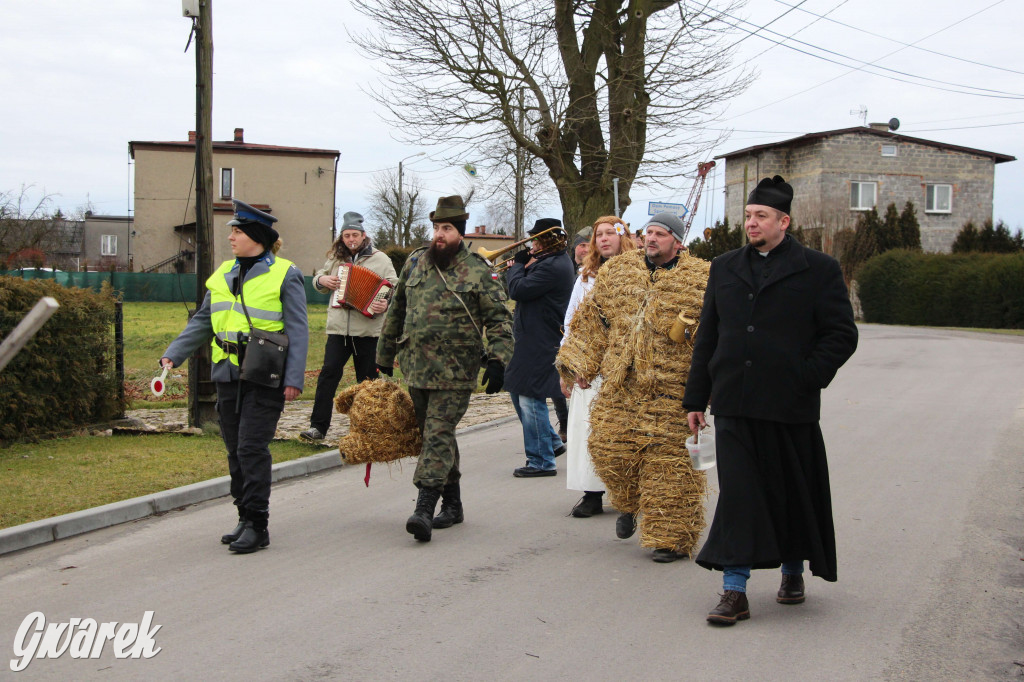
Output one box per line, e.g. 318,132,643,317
0,187,81,269
352,0,750,231
367,168,430,248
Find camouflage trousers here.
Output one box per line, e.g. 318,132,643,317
408,387,472,490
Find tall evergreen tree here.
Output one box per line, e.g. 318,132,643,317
898,201,921,250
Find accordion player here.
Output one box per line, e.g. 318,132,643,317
330,262,394,317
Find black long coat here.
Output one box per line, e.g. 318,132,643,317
683,236,858,423
683,236,858,581
503,251,575,399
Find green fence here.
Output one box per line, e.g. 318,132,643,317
2,270,331,304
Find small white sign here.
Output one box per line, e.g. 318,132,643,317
648,202,688,217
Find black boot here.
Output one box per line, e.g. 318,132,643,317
570,491,605,518
220,507,247,544
229,509,270,553
432,482,464,529
406,487,442,542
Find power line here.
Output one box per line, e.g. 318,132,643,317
771,0,1024,76
688,0,1024,100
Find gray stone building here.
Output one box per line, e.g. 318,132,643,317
719,124,1015,252
82,214,133,271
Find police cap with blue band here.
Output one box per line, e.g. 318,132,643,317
228,199,279,250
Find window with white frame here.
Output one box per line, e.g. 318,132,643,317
101,234,117,256
850,181,877,210
926,183,952,213
881,144,897,157
220,168,233,198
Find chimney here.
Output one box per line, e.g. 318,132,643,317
868,122,889,132
234,128,244,143
188,130,196,142
477,224,487,234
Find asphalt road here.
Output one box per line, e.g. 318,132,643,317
2,324,1022,681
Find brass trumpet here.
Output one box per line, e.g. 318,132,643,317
477,226,568,272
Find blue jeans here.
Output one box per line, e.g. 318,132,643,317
510,392,562,471
723,561,804,593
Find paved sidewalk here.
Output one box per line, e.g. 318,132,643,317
0,400,521,557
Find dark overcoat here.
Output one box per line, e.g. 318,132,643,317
683,236,858,423
683,236,858,581
504,251,575,399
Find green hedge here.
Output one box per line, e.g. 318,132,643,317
0,277,127,442
857,250,1024,328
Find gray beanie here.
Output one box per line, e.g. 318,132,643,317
645,212,686,242
341,211,365,232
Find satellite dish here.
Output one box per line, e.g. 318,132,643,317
888,117,900,132
463,163,478,178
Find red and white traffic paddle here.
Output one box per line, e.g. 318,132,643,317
151,366,170,397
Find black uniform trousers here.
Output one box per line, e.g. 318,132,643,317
216,380,285,514
310,334,379,434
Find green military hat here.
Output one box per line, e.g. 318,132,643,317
429,195,469,224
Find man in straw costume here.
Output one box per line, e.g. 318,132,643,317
377,195,513,543
557,212,709,562
684,175,857,625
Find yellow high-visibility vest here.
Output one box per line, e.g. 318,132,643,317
207,257,292,366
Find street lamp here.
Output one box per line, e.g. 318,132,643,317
397,151,426,245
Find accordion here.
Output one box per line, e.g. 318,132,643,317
330,263,394,317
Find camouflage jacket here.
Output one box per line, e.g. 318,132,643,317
377,242,513,390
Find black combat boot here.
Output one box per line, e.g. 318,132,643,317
220,507,247,544
229,509,270,553
432,482,464,529
406,487,442,542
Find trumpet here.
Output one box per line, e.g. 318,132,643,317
477,226,568,272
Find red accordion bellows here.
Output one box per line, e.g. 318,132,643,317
331,263,394,317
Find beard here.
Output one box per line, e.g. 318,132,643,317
749,237,767,249
428,238,461,270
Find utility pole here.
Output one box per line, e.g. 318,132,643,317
513,90,526,241
188,0,218,429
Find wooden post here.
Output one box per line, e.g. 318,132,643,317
189,0,219,429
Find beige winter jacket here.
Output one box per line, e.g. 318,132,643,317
312,240,399,338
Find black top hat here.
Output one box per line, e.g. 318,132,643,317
529,218,562,235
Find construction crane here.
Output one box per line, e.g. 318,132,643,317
680,160,715,243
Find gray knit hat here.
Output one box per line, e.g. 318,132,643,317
341,211,365,232
645,212,686,242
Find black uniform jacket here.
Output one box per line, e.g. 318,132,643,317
683,236,858,423
504,250,575,400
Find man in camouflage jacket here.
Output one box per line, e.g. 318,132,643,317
377,195,513,543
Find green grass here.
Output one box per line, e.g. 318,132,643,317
0,431,325,530
125,302,332,406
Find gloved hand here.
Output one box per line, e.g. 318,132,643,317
480,359,505,394
376,363,394,377
512,248,531,265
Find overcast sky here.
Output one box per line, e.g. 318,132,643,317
2,0,1021,240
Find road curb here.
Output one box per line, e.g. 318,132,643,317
0,414,520,557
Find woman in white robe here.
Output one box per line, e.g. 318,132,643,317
561,216,636,517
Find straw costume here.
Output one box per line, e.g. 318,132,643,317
557,247,710,557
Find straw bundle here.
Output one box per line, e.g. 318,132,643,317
334,379,422,464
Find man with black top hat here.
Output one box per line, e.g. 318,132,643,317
161,199,308,554
683,175,858,624
377,195,513,542
504,218,575,477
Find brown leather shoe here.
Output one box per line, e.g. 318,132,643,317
707,591,750,625
777,573,805,604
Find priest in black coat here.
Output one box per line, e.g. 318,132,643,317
683,175,858,626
